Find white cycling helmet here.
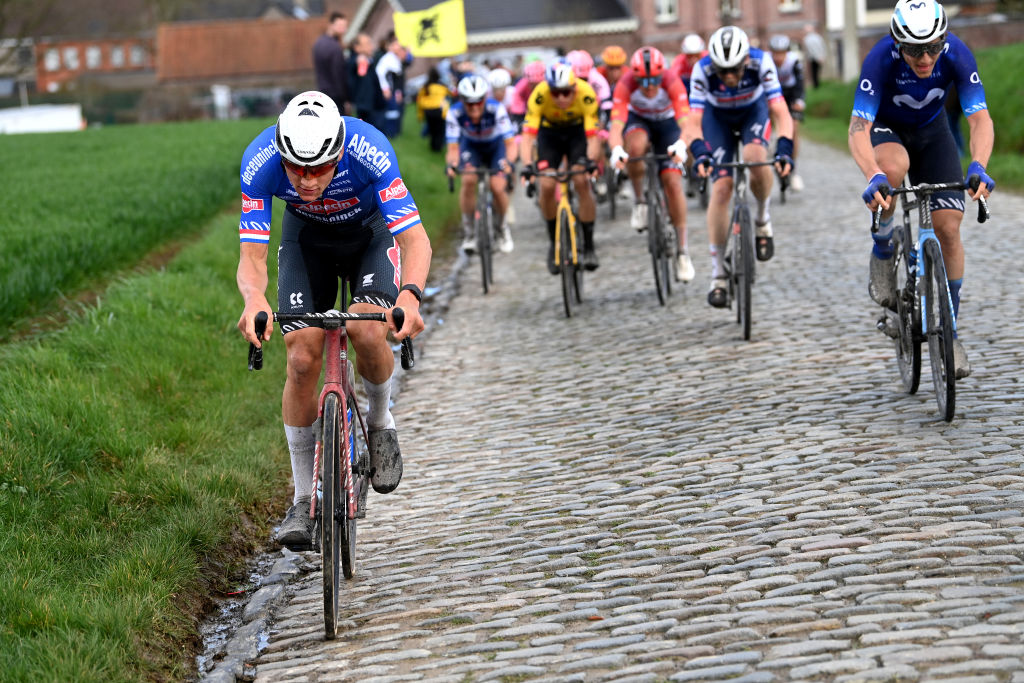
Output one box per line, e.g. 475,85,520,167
768,34,791,52
457,74,489,102
275,91,345,166
708,26,750,69
681,33,705,55
891,0,947,44
545,59,577,89
487,67,511,90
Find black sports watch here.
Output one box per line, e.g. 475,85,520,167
399,283,423,302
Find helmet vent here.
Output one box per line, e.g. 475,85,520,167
298,107,319,117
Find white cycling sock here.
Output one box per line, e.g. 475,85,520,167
285,423,315,504
709,244,726,279
362,377,395,430
757,196,771,225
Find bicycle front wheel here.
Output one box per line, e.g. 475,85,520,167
734,205,754,340
558,207,575,317
893,225,921,393
321,391,342,639
605,161,617,220
476,196,493,294
648,186,670,306
923,240,955,421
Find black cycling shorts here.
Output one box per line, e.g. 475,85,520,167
536,124,589,171
871,113,965,213
276,207,400,335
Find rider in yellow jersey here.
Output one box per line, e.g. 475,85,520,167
520,60,602,273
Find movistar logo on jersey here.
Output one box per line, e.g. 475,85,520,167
893,87,944,109
347,133,392,175
242,142,277,186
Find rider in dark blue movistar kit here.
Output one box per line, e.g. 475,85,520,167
849,0,993,379
236,91,432,548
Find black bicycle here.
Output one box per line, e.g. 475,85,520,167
449,167,503,294
713,159,778,340
873,176,990,421
629,153,682,306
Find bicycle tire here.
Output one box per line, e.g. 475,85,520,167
321,391,342,639
892,224,921,394
648,180,669,306
736,204,754,340
923,239,956,421
476,189,493,294
660,193,674,297
606,162,617,220
572,215,584,304
345,361,370,521
558,207,575,317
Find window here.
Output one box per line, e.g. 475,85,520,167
86,45,102,69
719,0,741,20
129,45,146,66
655,0,678,22
110,45,124,68
44,48,60,71
779,0,802,11
62,46,79,70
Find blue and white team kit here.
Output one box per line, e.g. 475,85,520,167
688,47,784,177
445,98,514,171
852,34,988,210
238,118,422,328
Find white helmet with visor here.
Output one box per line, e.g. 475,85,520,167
275,91,345,167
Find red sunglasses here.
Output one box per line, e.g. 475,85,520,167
281,158,339,178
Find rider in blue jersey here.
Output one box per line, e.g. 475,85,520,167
445,74,517,254
236,91,432,548
683,26,794,308
850,0,994,378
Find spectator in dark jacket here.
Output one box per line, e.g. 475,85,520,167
312,12,349,113
348,32,386,129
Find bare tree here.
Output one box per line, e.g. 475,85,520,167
0,0,56,70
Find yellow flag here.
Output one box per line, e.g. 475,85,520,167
393,0,467,58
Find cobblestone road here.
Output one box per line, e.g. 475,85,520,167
244,140,1024,683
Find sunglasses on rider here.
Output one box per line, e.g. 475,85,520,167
550,87,575,98
899,39,945,58
463,99,485,107
715,65,744,78
281,158,339,178
638,76,662,88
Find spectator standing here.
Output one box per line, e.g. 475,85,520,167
803,24,828,88
349,32,386,129
417,67,449,151
313,12,349,113
377,34,407,138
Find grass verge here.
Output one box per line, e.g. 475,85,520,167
0,114,457,681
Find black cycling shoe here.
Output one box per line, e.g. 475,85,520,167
583,246,600,271
756,235,774,261
546,244,559,275
368,429,403,494
707,279,729,308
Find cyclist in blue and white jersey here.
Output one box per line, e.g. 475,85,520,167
683,26,794,308
445,74,517,254
769,34,806,192
236,91,432,548
850,0,994,378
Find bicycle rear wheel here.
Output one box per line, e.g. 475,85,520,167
734,205,754,340
892,224,921,393
648,184,670,306
321,392,342,639
558,207,575,317
476,193,493,294
923,239,955,421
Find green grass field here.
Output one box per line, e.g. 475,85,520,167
803,41,1024,192
0,114,455,681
